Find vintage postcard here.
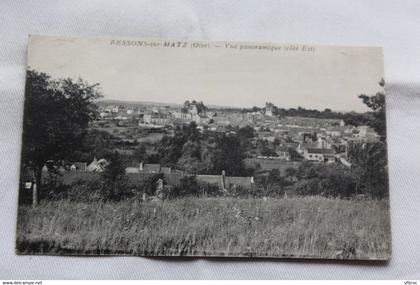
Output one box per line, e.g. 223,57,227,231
17,35,391,260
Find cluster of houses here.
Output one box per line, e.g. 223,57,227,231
56,159,174,175
84,100,380,179
141,104,212,126
44,158,255,192
98,102,213,128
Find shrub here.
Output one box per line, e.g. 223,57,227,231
66,179,103,202
254,169,285,197
169,175,200,198
198,182,221,197
130,173,164,198
101,152,130,201
294,163,356,198
226,185,256,198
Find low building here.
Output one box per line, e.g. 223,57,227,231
142,163,162,173
87,158,109,172
325,128,342,137
125,166,140,173
126,162,172,174
303,148,335,163
196,171,254,190
70,162,87,171
143,112,170,125
275,147,291,161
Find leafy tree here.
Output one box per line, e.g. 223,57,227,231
182,100,208,114
236,125,256,155
133,173,163,197
254,169,285,197
156,122,201,166
213,134,248,176
177,140,205,173
358,79,386,140
237,125,255,139
345,79,388,198
133,144,147,162
341,112,369,127
285,167,297,178
101,152,128,201
71,129,116,161
21,69,102,205
296,161,317,180
347,141,388,198
294,162,355,198
198,136,220,173
170,175,200,198
295,178,321,196
256,139,277,157
155,123,253,176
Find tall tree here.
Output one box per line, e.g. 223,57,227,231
358,78,386,140
347,141,388,198
348,79,388,198
20,69,102,205
101,152,128,201
213,134,248,176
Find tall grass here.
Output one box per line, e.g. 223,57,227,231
16,197,391,260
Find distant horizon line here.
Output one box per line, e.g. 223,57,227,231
97,98,367,114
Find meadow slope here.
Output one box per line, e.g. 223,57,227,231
16,197,391,260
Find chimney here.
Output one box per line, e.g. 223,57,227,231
221,170,226,190
139,161,144,171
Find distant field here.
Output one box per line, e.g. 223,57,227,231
16,197,391,259
136,133,165,143
92,126,165,143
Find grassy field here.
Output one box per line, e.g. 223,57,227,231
16,197,391,260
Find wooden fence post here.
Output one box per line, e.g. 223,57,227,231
32,182,38,207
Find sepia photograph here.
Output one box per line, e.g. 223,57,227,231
16,35,391,260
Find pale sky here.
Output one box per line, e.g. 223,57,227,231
27,35,384,112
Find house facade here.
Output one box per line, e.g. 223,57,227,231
303,148,335,162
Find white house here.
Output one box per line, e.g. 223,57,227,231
87,158,109,172
303,148,335,163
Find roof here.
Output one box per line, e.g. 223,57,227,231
225,176,253,188
97,158,109,166
196,175,221,185
327,127,344,132
126,167,140,173
276,146,290,152
285,116,342,123
73,162,87,170
87,158,109,172
306,148,334,154
196,174,254,189
143,164,161,173
300,142,319,149
323,153,336,158
161,167,172,174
